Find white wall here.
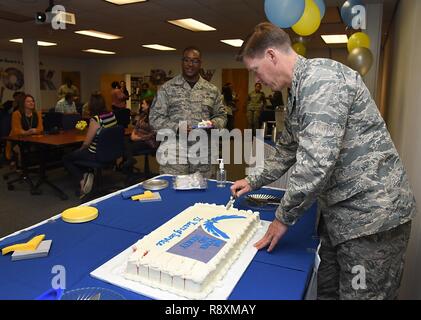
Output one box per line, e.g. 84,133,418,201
85,52,244,96
386,0,421,299
0,50,89,110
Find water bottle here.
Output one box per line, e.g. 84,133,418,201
216,159,226,187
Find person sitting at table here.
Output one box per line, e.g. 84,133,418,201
120,96,158,172
63,93,118,198
7,94,44,170
55,92,77,114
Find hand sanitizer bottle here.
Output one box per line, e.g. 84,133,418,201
216,158,226,187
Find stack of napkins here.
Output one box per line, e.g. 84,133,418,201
11,240,52,261
1,233,52,261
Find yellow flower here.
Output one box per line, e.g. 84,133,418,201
75,120,88,131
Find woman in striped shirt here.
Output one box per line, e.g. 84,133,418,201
63,92,117,198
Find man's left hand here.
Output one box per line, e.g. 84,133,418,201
254,219,288,252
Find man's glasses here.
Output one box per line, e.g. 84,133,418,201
182,57,201,65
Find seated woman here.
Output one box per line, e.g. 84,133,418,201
63,93,117,198
7,94,44,169
121,96,158,172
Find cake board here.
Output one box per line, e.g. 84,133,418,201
90,220,270,300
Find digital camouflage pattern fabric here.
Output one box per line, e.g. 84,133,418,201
150,74,227,177
246,56,416,246
317,218,411,299
150,74,227,132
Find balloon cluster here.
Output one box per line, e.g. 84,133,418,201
347,33,373,76
264,0,325,36
75,120,88,131
342,1,373,76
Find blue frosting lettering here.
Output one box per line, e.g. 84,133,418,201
155,217,203,247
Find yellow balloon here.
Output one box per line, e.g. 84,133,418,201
292,0,321,36
292,42,307,57
347,32,371,53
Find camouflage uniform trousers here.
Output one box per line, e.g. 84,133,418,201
317,217,411,300
246,109,261,134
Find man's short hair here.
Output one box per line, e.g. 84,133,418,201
111,81,120,89
237,22,292,61
183,46,202,58
65,92,73,100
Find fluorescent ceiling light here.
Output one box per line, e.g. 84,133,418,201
321,34,348,44
10,39,57,46
37,41,57,47
220,39,244,47
104,0,147,4
167,18,216,32
83,49,116,55
75,30,122,40
142,44,176,51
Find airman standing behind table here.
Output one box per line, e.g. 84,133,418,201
149,46,227,178
231,22,416,300
247,82,266,135
58,78,79,101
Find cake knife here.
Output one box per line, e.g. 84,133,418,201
225,196,236,210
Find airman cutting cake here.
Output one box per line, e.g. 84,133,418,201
124,203,260,299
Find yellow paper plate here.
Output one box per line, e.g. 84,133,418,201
62,206,98,223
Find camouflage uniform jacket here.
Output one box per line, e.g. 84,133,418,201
149,74,227,133
246,56,416,246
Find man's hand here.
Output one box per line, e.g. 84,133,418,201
27,128,37,135
254,219,288,252
230,179,251,198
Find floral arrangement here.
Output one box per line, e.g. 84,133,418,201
75,120,88,131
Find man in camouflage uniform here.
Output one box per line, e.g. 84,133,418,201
247,82,266,134
232,22,416,300
150,47,227,178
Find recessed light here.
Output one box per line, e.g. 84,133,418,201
142,44,176,51
104,0,147,5
220,39,244,47
83,49,116,55
321,34,348,44
167,18,216,32
75,30,122,40
9,39,57,46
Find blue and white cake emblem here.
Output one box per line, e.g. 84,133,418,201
203,215,246,240
166,206,253,264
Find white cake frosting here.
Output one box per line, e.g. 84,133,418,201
124,203,260,299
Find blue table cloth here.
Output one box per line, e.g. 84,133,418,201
0,175,319,300
0,222,140,300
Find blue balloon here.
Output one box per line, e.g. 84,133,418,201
314,0,326,18
341,0,365,27
264,0,305,28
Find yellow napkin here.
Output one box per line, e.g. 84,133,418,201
131,191,154,201
2,234,45,255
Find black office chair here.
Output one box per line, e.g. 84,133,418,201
135,148,157,178
74,125,125,197
0,110,11,167
62,113,82,130
43,111,63,133
0,111,30,185
114,108,131,128
4,142,43,195
123,146,158,186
